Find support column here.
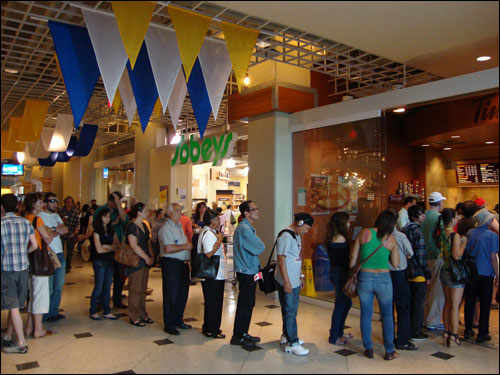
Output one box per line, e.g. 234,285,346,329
80,147,96,204
134,123,166,205
248,111,293,264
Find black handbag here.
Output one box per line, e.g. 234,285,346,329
258,229,296,294
192,230,220,279
449,258,478,284
28,217,56,276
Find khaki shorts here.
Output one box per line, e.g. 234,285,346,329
1,270,29,310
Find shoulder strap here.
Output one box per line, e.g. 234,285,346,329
32,216,38,228
265,229,297,267
359,235,389,267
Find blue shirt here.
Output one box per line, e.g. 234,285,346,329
233,218,265,275
465,224,499,277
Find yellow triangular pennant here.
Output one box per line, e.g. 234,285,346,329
10,117,25,142
1,150,12,159
221,22,258,93
168,6,211,82
5,126,25,152
113,88,122,116
154,97,162,118
1,130,11,158
111,1,157,69
20,100,49,142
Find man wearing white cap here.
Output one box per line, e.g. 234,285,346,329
422,192,446,331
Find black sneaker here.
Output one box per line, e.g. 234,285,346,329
230,336,255,349
463,330,475,339
410,334,429,342
476,334,492,343
242,333,261,343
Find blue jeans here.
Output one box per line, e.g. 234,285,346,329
44,252,66,320
275,281,300,345
90,259,114,315
358,271,395,353
329,270,352,341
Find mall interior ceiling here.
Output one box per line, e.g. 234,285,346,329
1,1,498,150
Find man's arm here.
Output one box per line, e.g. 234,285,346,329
240,225,265,255
113,193,128,223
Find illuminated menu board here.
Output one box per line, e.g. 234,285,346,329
456,163,499,184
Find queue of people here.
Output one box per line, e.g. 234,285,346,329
2,190,498,361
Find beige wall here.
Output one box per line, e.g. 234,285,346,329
50,162,64,201
149,146,172,211
425,149,499,209
62,158,81,202
248,60,311,88
80,148,96,205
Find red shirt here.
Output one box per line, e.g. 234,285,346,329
179,215,193,243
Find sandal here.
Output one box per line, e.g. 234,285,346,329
448,333,462,346
104,314,118,320
130,319,146,327
205,332,226,339
384,351,399,361
142,318,154,324
342,333,354,339
334,337,349,345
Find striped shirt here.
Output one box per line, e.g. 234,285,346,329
1,212,34,272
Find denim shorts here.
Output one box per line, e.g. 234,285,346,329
439,267,465,288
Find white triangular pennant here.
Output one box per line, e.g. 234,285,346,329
27,136,50,159
198,38,232,120
118,69,137,127
167,69,187,131
44,114,73,152
23,144,39,165
145,25,182,114
82,9,129,105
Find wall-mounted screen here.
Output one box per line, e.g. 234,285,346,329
103,168,109,179
1,163,24,176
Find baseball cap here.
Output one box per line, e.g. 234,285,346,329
474,198,486,209
428,192,446,203
475,209,494,227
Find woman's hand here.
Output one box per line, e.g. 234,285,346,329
145,256,153,266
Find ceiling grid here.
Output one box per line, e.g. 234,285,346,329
1,1,443,148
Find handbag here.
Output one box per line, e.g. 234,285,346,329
192,230,221,279
81,239,91,262
258,229,296,294
342,235,388,299
449,257,478,284
114,241,140,268
28,217,56,276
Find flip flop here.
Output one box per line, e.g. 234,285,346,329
103,314,119,320
384,351,399,361
130,320,146,327
343,333,354,339
141,318,154,324
335,337,349,345
33,330,57,338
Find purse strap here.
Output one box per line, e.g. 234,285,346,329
266,229,297,267
356,231,390,269
31,216,47,251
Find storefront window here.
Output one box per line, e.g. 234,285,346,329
293,117,387,307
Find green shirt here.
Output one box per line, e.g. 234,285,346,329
93,204,129,242
422,209,440,260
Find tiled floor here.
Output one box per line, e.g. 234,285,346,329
1,255,498,374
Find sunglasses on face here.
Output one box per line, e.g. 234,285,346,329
47,199,58,203
249,207,259,212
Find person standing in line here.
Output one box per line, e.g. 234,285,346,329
89,208,120,321
275,213,314,356
464,213,499,343
326,211,353,346
23,193,57,338
124,203,154,327
402,205,432,344
158,203,193,335
1,194,38,354
230,200,266,349
39,193,68,323
198,209,227,338
349,209,400,361
422,192,446,331
179,206,194,244
58,196,79,273
148,208,166,267
397,196,416,231
437,208,467,346
93,192,129,309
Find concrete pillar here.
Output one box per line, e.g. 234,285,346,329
134,123,166,205
80,147,96,205
248,111,293,264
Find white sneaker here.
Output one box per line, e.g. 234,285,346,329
284,344,309,356
280,335,304,345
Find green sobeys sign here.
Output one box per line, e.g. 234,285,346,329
171,132,237,167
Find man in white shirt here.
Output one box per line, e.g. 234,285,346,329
397,196,417,231
39,193,68,322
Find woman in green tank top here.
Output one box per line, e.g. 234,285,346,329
349,210,400,360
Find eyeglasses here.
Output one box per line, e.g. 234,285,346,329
249,207,259,212
47,199,58,203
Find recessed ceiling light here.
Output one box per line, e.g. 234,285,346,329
443,147,452,151
476,56,491,62
393,108,405,113
256,40,271,48
451,135,461,138
4,68,18,74
421,144,430,147
485,141,495,144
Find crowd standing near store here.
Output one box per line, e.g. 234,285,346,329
1,191,499,359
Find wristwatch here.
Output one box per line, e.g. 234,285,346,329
300,274,305,280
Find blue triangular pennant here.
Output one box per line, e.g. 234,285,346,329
185,58,212,139
38,157,56,167
48,21,100,129
126,43,158,133
73,124,98,157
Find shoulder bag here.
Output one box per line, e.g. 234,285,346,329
114,224,140,267
342,233,388,299
192,230,220,279
446,233,478,284
258,229,296,294
28,217,56,276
